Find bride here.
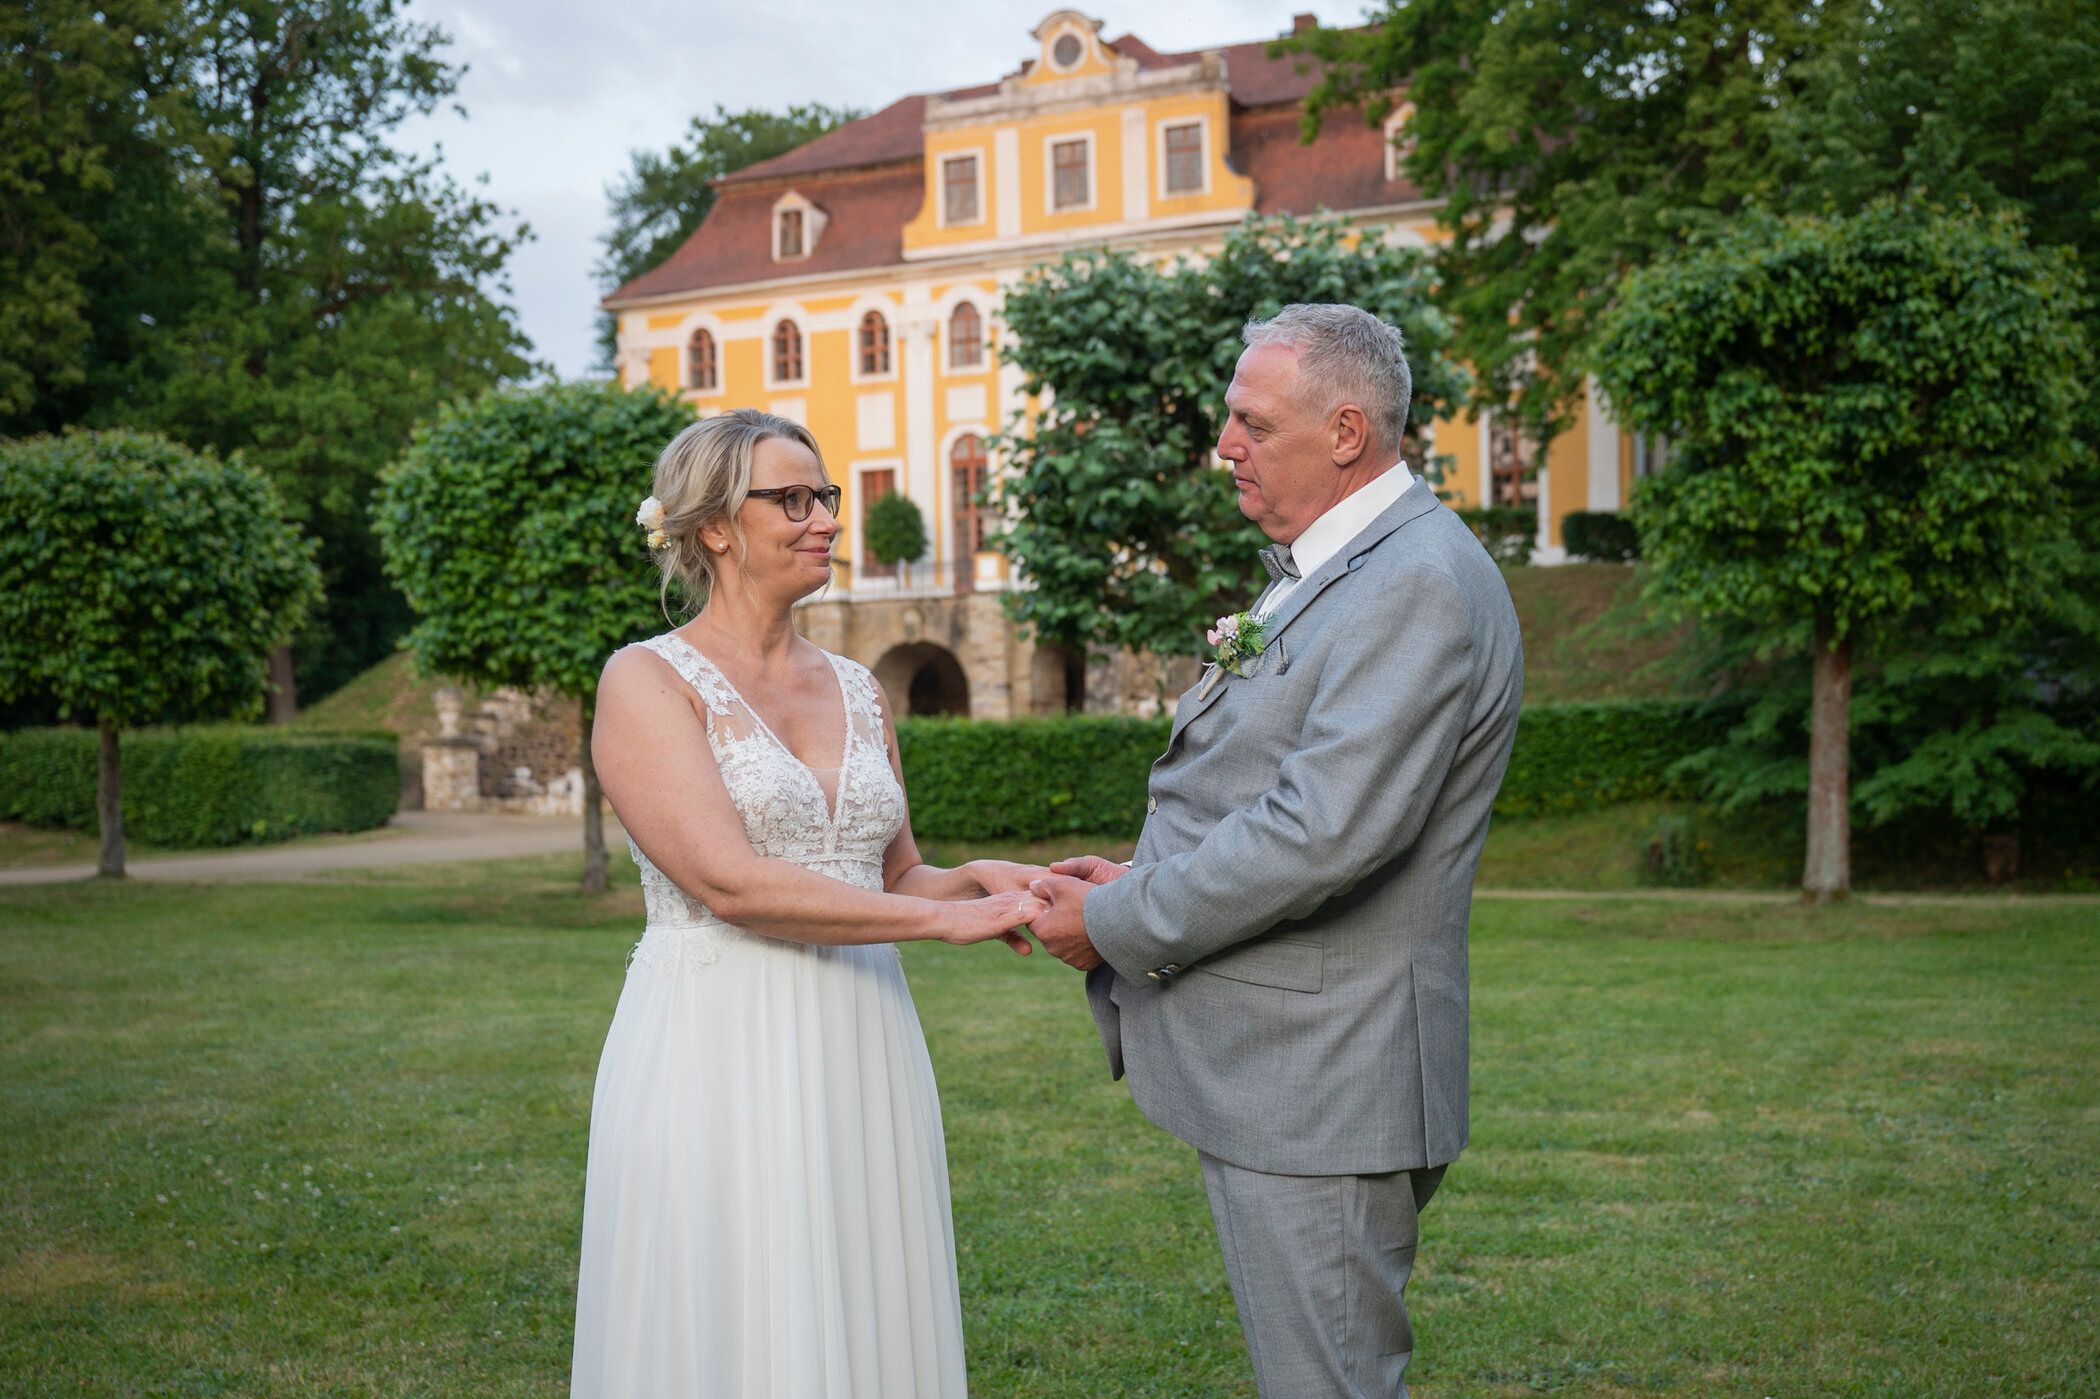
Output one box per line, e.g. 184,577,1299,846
571,408,1045,1397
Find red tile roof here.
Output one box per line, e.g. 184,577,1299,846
607,26,1407,306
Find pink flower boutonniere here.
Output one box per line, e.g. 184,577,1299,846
1199,610,1272,698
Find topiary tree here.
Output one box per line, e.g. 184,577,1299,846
992,214,1467,664
374,381,697,892
1594,200,2089,902
863,489,927,579
0,430,323,876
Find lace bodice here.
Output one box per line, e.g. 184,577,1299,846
624,635,904,968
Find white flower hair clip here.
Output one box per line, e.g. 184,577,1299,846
635,495,668,550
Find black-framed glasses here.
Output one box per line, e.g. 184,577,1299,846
745,483,842,522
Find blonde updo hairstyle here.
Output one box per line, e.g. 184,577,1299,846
647,407,829,618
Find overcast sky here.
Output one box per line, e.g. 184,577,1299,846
395,1,1360,380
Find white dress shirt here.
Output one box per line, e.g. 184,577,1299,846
1255,462,1416,615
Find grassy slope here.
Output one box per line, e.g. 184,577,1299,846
1,855,2093,1396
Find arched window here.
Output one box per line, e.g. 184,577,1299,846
687,329,717,391
771,319,803,383
947,302,983,371
951,432,989,591
858,311,891,375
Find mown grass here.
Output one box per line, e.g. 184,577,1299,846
2,855,2094,1396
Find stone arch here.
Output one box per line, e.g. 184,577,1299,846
873,641,971,718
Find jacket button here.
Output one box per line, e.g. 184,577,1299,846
1146,796,1158,814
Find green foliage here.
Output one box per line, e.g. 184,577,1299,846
1452,506,1535,566
374,381,697,698
1494,700,1740,818
992,214,1467,660
895,716,1171,841
1561,511,1640,563
0,430,322,727
1596,200,2095,835
895,700,1727,840
594,103,860,366
1597,202,2086,645
2,0,536,705
0,726,395,847
863,489,928,567
1295,0,1837,440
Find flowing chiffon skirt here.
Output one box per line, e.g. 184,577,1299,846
570,922,968,1398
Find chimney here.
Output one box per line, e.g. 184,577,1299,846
1292,13,1317,34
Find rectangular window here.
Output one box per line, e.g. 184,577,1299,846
858,469,897,579
942,155,979,225
778,208,803,259
1051,138,1089,211
1163,123,1203,195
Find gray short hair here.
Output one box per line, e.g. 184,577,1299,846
1241,303,1413,451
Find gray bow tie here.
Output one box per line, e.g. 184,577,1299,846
1258,544,1300,581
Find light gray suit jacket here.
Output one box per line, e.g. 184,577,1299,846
1084,480,1523,1177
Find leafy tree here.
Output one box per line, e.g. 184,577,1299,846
992,215,1466,665
1,0,535,713
1293,0,1842,442
0,431,322,876
374,382,696,892
594,103,861,366
1592,201,2089,901
864,490,926,571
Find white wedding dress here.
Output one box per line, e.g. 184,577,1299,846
571,634,967,1398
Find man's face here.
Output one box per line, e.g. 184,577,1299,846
1215,341,1338,545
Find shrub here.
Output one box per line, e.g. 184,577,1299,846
864,490,928,566
1563,510,1640,562
1495,700,1742,817
0,728,397,848
896,715,1169,840
1454,505,1536,565
890,700,1735,841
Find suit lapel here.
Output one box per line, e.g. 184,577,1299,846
1167,480,1443,740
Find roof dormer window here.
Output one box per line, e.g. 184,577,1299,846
772,191,826,262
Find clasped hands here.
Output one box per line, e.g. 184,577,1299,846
959,855,1128,971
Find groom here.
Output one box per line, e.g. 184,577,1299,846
1028,303,1523,1397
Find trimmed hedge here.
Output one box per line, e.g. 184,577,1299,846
897,715,1171,841
0,727,399,848
1562,510,1641,562
895,699,1732,840
1454,505,1536,565
1495,699,1739,817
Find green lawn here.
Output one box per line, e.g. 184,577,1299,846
2,857,2094,1396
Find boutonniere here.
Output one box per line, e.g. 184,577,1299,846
1198,610,1271,698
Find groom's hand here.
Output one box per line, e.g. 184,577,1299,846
1026,874,1103,971
1047,854,1128,886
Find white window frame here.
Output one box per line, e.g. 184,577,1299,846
937,148,987,229
1046,25,1088,73
945,300,986,373
1043,131,1096,215
1156,117,1210,200
771,191,826,263
1383,102,1418,183
851,459,907,587
764,313,809,391
682,325,724,398
848,296,900,386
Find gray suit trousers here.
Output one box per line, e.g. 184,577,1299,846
1198,1155,1447,1399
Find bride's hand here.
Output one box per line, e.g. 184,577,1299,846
939,890,1045,956
962,859,1049,898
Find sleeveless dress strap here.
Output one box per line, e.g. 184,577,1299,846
638,634,739,717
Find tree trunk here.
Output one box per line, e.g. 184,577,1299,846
265,644,299,724
579,694,608,894
1802,614,1852,904
96,718,125,879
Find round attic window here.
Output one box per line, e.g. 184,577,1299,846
1051,33,1083,69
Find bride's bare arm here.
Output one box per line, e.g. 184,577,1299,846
872,685,1045,906
593,647,1039,947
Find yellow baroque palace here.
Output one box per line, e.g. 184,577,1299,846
606,10,1643,718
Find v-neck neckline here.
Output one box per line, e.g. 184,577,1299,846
665,633,852,826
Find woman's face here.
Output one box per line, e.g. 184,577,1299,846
719,434,838,600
